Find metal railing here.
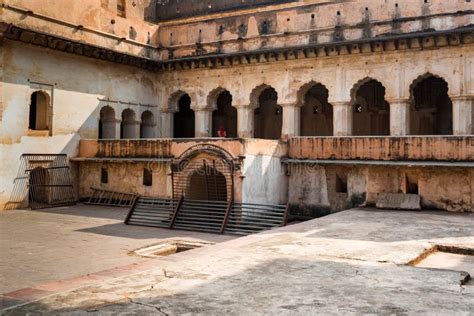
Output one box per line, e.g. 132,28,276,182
126,196,288,236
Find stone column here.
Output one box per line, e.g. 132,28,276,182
236,105,254,138
194,109,212,137
160,110,173,138
332,101,352,136
389,99,410,136
281,103,300,139
113,119,121,139
452,96,473,135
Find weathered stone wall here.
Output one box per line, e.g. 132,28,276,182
157,0,473,59
0,41,158,209
157,43,473,138
288,164,473,215
77,161,170,199
1,0,159,58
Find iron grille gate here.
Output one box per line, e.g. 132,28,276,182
6,154,76,210
172,159,233,203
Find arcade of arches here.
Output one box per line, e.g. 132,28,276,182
95,72,471,140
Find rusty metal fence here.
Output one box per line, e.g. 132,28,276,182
5,154,76,210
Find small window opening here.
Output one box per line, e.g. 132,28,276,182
143,168,152,186
336,175,348,193
405,175,419,194
117,0,126,17
29,91,49,131
101,168,108,184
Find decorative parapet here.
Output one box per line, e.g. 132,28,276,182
288,136,474,162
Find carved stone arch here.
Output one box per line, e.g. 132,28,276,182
29,90,51,131
408,72,449,106
168,90,189,113
171,143,240,201
350,77,390,136
296,81,329,107
140,110,155,138
298,81,333,136
249,83,276,109
350,77,386,105
98,105,117,139
408,72,452,135
174,143,238,170
207,87,230,111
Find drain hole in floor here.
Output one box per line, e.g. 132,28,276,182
134,240,213,258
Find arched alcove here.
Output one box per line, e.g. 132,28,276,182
173,94,195,138
98,106,116,139
299,83,333,136
409,74,453,135
351,78,390,136
254,87,281,139
140,110,155,138
120,109,137,139
29,91,50,131
212,90,237,137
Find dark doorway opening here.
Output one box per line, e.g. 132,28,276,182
300,84,333,136
212,91,237,137
174,94,195,138
254,87,281,139
29,91,49,131
352,79,390,136
410,75,453,135
98,106,116,139
187,165,227,201
120,109,137,139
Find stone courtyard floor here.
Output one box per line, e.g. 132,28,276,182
1,205,473,314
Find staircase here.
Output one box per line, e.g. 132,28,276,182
125,197,287,236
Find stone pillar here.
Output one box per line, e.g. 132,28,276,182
112,120,121,139
194,109,212,137
389,99,410,136
332,101,352,136
237,105,254,138
452,96,473,135
281,103,300,139
160,111,173,138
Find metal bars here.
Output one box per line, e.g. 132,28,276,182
126,196,288,236
5,154,76,210
85,187,137,207
172,159,233,203
125,196,180,228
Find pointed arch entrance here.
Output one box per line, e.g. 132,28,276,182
409,74,453,135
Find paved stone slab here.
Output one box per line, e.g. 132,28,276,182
376,193,421,210
2,208,473,314
0,205,234,293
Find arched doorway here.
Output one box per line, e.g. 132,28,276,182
29,167,49,207
187,165,227,201
212,90,237,137
254,87,281,139
410,74,453,135
120,109,137,139
351,79,390,136
29,91,50,131
98,106,116,139
173,94,195,138
300,83,333,136
140,111,155,138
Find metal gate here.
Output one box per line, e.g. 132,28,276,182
6,154,76,210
